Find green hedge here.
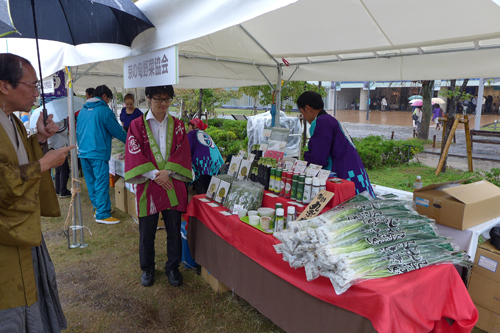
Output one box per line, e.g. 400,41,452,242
205,119,248,155
352,135,424,170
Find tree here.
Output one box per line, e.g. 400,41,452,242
173,88,241,120
438,79,472,172
238,81,327,113
417,80,434,140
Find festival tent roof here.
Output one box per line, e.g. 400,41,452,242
3,0,500,90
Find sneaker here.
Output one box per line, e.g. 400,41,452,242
95,217,120,225
59,193,72,198
166,268,183,287
141,270,155,287
94,208,114,218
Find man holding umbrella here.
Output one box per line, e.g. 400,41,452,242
0,53,72,332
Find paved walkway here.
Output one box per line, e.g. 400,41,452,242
335,111,500,172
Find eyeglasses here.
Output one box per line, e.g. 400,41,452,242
151,97,172,104
18,81,41,92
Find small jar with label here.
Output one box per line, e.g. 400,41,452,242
274,208,285,232
286,206,296,229
319,178,326,192
311,177,321,200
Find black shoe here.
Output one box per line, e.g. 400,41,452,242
59,191,72,198
166,269,183,287
141,270,155,287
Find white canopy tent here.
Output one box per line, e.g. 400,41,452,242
69,0,500,89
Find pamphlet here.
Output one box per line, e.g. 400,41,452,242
305,164,322,177
238,159,252,180
215,180,231,205
317,169,331,181
228,156,242,178
206,177,221,200
293,160,308,174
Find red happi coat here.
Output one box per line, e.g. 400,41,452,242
124,113,192,217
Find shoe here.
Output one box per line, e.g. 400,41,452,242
95,217,120,224
141,270,155,287
59,192,71,198
94,208,114,218
166,269,183,287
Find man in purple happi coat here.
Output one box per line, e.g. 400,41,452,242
297,91,374,196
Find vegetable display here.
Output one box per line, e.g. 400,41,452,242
273,192,472,295
223,179,264,212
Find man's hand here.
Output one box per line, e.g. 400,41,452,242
153,170,174,191
36,114,59,143
39,145,76,173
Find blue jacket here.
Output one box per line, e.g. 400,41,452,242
76,97,127,160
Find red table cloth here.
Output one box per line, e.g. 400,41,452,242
186,195,478,333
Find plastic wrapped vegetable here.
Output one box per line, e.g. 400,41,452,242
224,180,264,212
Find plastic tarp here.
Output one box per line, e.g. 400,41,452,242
247,111,302,157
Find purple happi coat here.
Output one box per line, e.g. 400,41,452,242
305,110,374,196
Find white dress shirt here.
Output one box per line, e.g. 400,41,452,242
142,110,168,180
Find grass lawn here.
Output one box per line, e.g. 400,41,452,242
43,162,486,332
367,162,481,191
480,122,500,131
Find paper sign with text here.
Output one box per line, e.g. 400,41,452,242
124,46,178,89
297,190,334,221
293,160,308,174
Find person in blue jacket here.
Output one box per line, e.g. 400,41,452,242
76,85,127,224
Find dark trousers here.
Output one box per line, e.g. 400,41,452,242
192,175,212,195
55,157,70,195
138,209,182,273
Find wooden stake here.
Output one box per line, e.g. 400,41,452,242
436,116,460,176
464,115,473,172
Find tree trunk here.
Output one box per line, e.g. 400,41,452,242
197,88,203,119
418,80,434,140
440,79,469,172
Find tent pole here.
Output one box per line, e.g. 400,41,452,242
475,78,484,131
366,81,370,120
275,65,282,128
256,66,275,90
66,67,87,249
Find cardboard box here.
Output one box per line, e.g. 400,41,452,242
476,304,500,333
474,241,500,282
114,178,128,213
126,189,137,218
201,266,230,293
468,272,500,313
413,180,500,230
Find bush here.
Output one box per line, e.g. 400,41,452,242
205,119,248,156
207,118,247,140
353,135,424,170
482,168,500,187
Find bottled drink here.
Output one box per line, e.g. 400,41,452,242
275,168,282,194
290,173,299,200
269,168,276,192
311,177,321,200
302,176,313,204
413,175,423,190
319,178,326,192
296,175,305,202
284,171,293,198
280,170,288,196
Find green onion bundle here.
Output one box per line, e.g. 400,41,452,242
273,192,472,295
